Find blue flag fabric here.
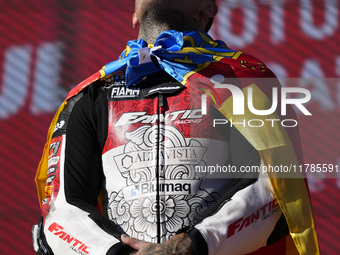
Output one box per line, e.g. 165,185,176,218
99,30,238,87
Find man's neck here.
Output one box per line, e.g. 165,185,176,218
137,5,202,44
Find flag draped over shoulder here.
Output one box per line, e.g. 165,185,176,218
217,80,319,255
35,30,319,255
63,30,241,99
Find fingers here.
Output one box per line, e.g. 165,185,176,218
121,234,147,250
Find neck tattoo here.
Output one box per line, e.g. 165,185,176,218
138,5,201,44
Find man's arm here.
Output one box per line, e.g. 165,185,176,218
33,84,134,255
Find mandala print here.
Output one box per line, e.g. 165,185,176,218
105,124,221,241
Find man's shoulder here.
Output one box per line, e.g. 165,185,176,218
65,72,102,101
66,69,127,102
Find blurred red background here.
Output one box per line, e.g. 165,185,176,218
0,0,339,254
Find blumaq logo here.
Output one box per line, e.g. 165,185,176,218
200,84,312,128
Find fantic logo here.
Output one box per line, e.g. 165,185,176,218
201,84,311,116
227,199,280,239
114,109,203,127
48,222,91,254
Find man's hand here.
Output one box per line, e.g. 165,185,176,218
121,233,195,255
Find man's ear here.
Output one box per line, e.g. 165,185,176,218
204,1,218,18
132,13,139,29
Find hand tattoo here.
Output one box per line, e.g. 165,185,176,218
122,233,195,255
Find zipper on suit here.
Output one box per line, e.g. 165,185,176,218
156,94,164,243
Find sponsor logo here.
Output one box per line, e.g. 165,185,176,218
227,199,280,238
111,87,140,98
46,175,56,184
49,141,61,157
114,146,206,172
122,180,200,201
114,109,203,127
48,222,91,255
48,157,59,168
53,120,65,133
144,84,184,96
45,185,53,197
48,167,56,175
148,86,182,94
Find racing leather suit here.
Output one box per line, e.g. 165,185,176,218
33,49,312,255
